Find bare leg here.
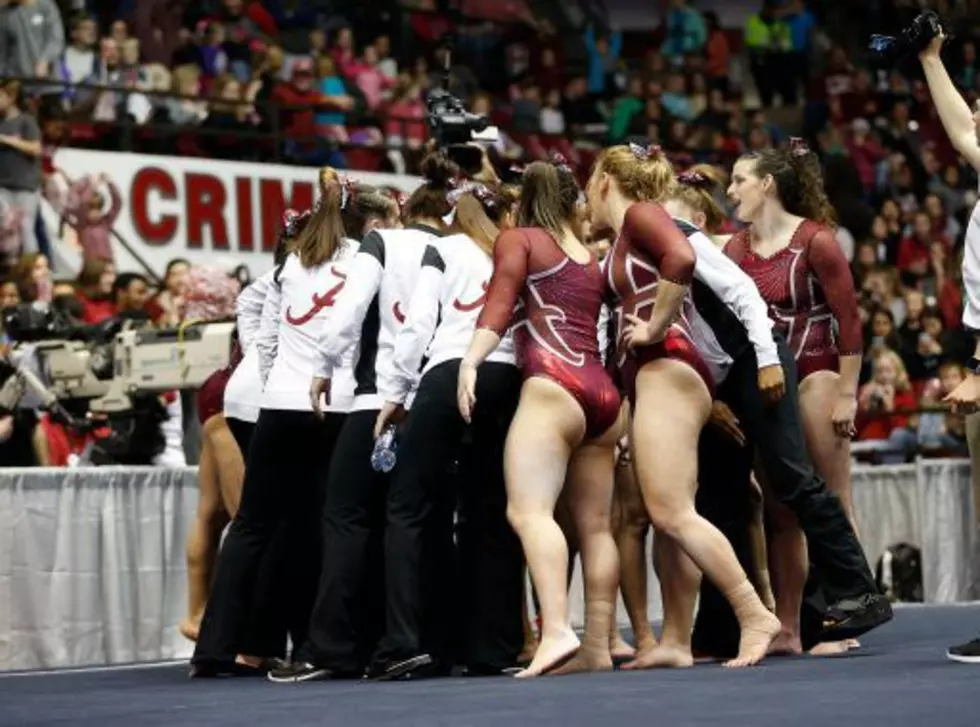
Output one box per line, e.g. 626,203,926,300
614,449,656,654
608,467,637,659
626,532,700,669
519,572,539,663
553,422,622,675
799,372,860,654
181,416,230,641
505,378,586,678
747,474,776,611
209,414,246,519
630,361,780,669
762,489,807,655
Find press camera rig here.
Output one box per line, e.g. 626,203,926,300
0,303,234,429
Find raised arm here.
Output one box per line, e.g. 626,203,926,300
686,229,780,369
383,245,445,405
623,203,696,340
919,36,980,171
809,229,863,396
236,270,274,351
313,232,384,380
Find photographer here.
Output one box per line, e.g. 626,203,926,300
915,17,980,663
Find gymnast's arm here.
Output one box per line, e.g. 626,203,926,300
312,230,385,380
623,203,696,338
464,228,530,368
809,228,863,396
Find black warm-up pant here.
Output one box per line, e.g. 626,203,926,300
718,334,875,603
297,409,390,674
225,417,255,462
691,334,875,655
371,360,525,671
192,409,345,664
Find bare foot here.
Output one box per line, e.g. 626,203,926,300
551,648,614,676
515,631,580,678
808,640,851,656
724,612,781,668
179,618,200,642
768,629,803,656
846,639,861,650
622,643,694,670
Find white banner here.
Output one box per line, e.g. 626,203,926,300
51,149,423,279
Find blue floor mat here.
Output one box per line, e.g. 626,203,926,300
0,604,976,727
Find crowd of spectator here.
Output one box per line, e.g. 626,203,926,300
1,0,980,465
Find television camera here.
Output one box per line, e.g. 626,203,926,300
869,10,946,62
426,39,498,147
0,302,234,455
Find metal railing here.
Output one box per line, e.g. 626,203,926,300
11,76,443,166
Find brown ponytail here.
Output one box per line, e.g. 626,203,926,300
740,143,836,228
292,183,345,268
791,149,837,228
516,161,579,237
452,184,510,256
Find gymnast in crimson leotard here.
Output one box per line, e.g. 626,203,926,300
585,144,780,670
476,227,621,436
725,143,863,656
724,220,862,381
459,160,622,679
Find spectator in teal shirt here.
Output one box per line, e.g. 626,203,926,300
663,0,707,64
314,56,350,135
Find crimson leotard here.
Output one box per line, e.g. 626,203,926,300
477,227,621,437
605,202,719,402
724,220,862,381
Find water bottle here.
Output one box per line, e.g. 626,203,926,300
371,424,398,473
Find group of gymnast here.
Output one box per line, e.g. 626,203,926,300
181,138,894,683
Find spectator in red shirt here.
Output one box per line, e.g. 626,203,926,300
897,211,939,281
857,348,918,459
274,59,347,167
75,258,116,324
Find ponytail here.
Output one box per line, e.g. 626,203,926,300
293,182,345,269
740,139,836,228
516,161,579,236
789,145,837,228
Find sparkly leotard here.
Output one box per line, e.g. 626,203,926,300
477,227,621,437
724,220,862,381
605,202,732,402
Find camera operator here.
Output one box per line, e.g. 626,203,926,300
916,20,980,664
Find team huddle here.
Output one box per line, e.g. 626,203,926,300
181,137,903,684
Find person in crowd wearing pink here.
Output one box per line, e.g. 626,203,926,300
0,199,24,272
587,144,781,669
725,139,863,655
62,173,122,263
347,44,396,112
458,159,623,678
